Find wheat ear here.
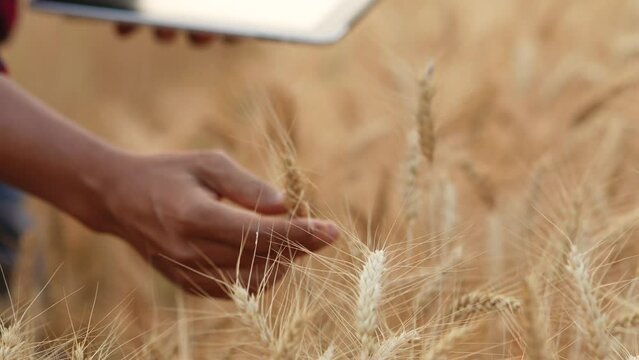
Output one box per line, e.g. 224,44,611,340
522,276,553,360
272,312,310,360
452,291,521,321
282,150,308,218
571,76,639,127
230,283,272,347
422,324,475,360
318,344,335,360
416,61,436,164
404,130,422,247
71,341,87,360
372,330,419,360
566,246,610,360
357,250,386,360
610,312,639,336
0,323,29,360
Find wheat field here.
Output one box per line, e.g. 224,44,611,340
5,0,639,358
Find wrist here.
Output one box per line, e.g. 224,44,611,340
66,145,135,234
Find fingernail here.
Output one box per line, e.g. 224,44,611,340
268,191,286,205
313,221,340,243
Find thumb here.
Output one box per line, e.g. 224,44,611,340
195,151,287,215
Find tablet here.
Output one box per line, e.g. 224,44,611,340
30,0,377,44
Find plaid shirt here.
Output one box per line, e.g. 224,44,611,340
0,0,16,74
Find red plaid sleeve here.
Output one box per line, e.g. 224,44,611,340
0,0,17,74
0,0,16,43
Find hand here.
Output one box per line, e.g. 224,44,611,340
90,151,338,298
0,79,315,298
115,24,239,46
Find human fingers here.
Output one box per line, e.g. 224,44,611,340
187,32,216,46
154,28,177,42
185,200,339,255
193,151,287,215
115,23,138,37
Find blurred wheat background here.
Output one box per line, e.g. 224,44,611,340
5,0,639,358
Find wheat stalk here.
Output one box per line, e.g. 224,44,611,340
357,250,386,360
571,76,639,127
370,168,391,232
267,85,299,149
413,246,464,313
522,276,553,360
440,175,457,236
175,291,192,360
461,162,496,209
566,246,610,359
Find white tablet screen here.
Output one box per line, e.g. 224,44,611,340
48,0,346,32
33,0,376,43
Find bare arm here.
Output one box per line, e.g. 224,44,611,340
0,76,338,297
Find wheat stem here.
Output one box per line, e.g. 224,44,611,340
522,276,553,360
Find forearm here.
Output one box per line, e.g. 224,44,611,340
0,76,127,226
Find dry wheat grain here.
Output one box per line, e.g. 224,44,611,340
318,344,335,360
71,341,87,360
416,61,436,164
403,130,422,247
452,291,521,320
610,312,639,336
372,330,418,360
566,246,610,359
421,324,475,360
272,312,309,360
357,250,386,360
230,283,272,347
0,322,29,360
282,150,308,218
